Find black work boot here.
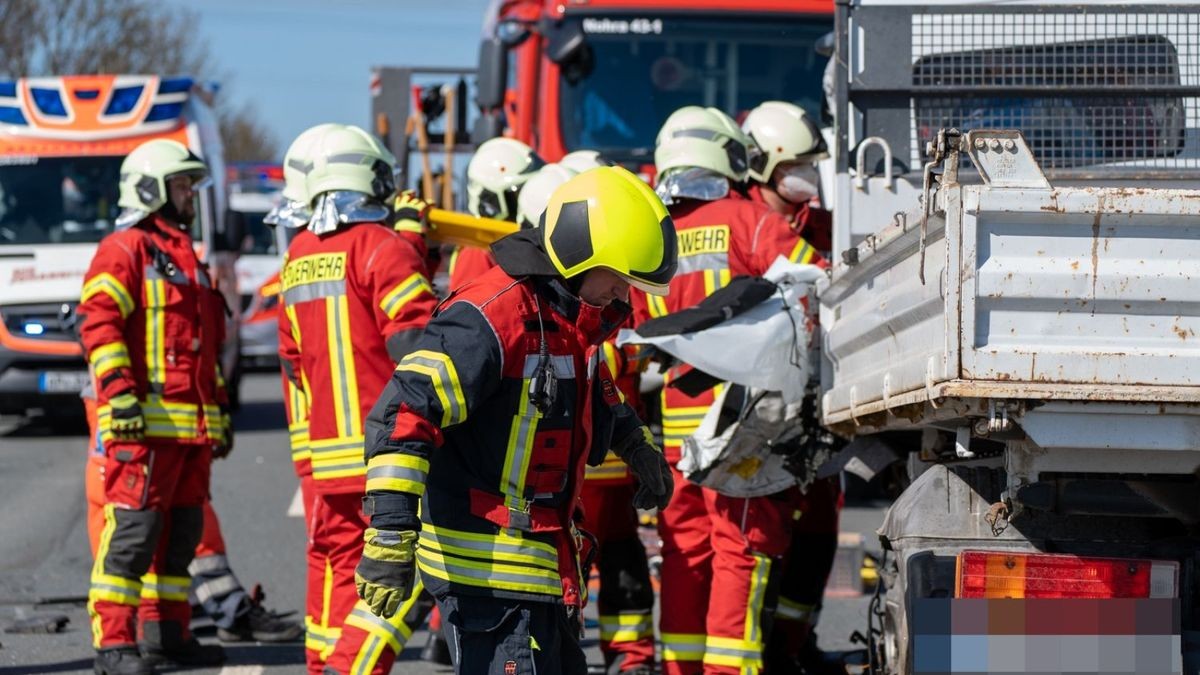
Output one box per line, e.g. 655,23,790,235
93,646,153,675
218,597,304,643
140,620,226,667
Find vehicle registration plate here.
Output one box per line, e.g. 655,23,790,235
39,370,91,393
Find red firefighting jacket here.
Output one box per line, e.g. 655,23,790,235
282,372,310,478
447,246,497,292
634,192,827,463
363,231,648,608
746,184,833,253
77,214,228,445
278,221,437,495
584,338,642,484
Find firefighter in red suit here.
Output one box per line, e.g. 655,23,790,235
742,101,844,672
446,137,544,291
640,106,827,675
80,139,229,675
276,124,438,675
353,166,677,675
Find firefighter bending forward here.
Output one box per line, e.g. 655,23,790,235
355,166,677,674
277,124,439,675
80,139,229,675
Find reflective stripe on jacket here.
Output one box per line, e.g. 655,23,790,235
77,214,227,444
364,267,645,605
633,193,826,462
278,221,436,494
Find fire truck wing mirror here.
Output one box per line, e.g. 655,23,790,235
546,20,586,66
815,31,834,58
476,38,508,109
473,112,506,145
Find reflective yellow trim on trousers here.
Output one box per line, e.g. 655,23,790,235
365,453,429,494
140,573,191,602
416,547,562,597
82,273,135,317
776,596,817,622
585,454,630,481
598,613,653,643
396,350,467,427
325,294,361,440
699,552,772,671
89,505,142,647
90,342,131,378
305,616,336,653
379,272,432,319
703,635,764,669
661,632,706,662
144,278,167,389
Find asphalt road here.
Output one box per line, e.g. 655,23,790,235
0,374,884,674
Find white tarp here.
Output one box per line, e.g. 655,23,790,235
616,258,824,404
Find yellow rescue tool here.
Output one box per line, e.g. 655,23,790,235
424,208,517,249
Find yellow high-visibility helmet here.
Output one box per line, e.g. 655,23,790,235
541,166,677,296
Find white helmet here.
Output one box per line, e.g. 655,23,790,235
558,150,611,173
304,124,397,205
118,139,208,212
515,164,577,230
742,101,828,183
654,106,751,182
265,123,344,228
466,137,545,221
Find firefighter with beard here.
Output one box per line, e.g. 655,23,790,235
80,139,229,674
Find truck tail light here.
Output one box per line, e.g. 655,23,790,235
956,550,1178,599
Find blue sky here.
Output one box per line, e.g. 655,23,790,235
162,0,494,158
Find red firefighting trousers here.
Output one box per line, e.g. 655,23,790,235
306,492,433,675
767,477,843,667
658,467,794,675
580,481,656,672
88,438,212,648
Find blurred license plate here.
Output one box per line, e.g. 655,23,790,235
39,371,90,393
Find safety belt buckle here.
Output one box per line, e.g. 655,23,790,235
505,496,532,531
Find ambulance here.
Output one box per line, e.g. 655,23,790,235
0,74,238,418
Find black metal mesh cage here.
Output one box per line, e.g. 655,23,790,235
908,9,1200,172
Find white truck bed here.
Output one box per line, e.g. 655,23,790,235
820,131,1200,429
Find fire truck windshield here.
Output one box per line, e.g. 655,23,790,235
0,156,122,245
558,13,831,159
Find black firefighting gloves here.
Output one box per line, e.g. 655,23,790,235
108,392,145,441
356,528,418,618
614,427,674,510
393,190,432,235
214,406,234,459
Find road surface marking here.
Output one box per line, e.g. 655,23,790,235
288,485,304,518
219,667,264,675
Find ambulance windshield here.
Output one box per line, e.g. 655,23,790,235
0,156,123,245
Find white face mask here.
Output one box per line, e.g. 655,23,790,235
774,164,820,204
